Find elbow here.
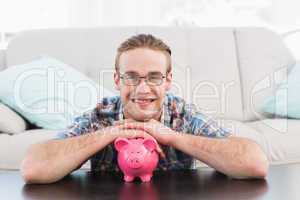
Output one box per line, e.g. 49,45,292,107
246,147,269,179
251,157,269,178
247,162,269,179
20,157,38,184
21,157,55,184
21,170,35,184
20,144,50,184
231,158,269,179
244,139,269,179
232,140,269,179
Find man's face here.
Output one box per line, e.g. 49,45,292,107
114,48,172,121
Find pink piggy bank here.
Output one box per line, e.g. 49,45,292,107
114,137,159,182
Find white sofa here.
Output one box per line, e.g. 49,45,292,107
0,27,299,170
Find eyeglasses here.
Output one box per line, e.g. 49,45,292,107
119,72,166,86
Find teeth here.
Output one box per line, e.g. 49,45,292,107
137,99,150,102
132,99,154,103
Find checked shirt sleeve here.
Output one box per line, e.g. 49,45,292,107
183,104,231,138
56,96,120,140
56,108,102,139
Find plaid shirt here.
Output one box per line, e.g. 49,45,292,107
58,93,230,172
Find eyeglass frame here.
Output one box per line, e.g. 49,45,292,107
118,71,168,86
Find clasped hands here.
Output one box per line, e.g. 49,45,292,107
101,119,178,158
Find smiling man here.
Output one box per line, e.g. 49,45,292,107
21,34,269,184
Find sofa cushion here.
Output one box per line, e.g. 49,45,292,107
246,119,300,164
0,103,27,134
216,118,300,165
261,61,300,118
0,56,113,130
235,28,295,121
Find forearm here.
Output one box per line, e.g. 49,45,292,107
170,134,269,179
21,131,116,184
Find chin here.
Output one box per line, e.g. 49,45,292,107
123,100,163,121
131,111,158,122
126,107,161,121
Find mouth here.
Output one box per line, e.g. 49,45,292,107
130,98,157,107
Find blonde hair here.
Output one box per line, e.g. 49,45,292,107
115,34,172,73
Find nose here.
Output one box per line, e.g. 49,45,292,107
135,78,151,93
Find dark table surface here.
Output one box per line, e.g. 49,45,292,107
1,164,300,200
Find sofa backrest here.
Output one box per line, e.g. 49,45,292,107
5,27,295,121
0,50,6,71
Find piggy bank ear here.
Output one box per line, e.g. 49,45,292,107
143,138,157,151
114,137,129,152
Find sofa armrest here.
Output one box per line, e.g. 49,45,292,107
0,49,6,71
0,130,58,170
0,103,27,134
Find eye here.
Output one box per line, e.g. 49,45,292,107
148,75,163,85
124,72,139,79
149,75,161,81
149,72,163,76
123,72,139,84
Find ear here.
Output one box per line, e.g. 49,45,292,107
114,72,121,90
165,72,172,91
143,138,157,151
114,137,129,151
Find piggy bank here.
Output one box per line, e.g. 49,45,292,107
114,137,159,182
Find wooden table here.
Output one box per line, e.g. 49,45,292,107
1,164,299,200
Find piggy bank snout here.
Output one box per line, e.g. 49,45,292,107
126,149,144,168
127,157,142,168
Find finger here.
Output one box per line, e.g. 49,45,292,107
129,122,171,135
156,144,166,158
99,125,121,135
119,124,142,132
150,119,159,123
117,128,165,158
119,122,151,133
114,121,122,126
122,129,165,158
114,119,136,126
120,129,150,139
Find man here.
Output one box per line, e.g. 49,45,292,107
21,34,269,184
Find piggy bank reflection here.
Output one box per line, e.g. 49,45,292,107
114,137,159,182
118,182,159,200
